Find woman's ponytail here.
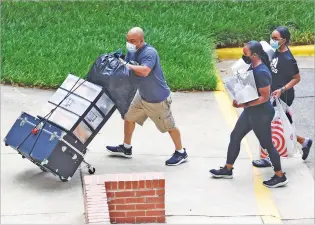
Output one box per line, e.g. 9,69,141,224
247,40,272,71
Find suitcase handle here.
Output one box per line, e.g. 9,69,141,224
61,146,79,160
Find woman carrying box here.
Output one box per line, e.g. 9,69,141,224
210,41,288,188
252,26,313,168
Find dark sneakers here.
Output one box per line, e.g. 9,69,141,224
253,138,313,163
106,145,132,158
263,173,288,188
106,145,188,165
210,166,288,187
252,158,272,168
165,149,188,166
209,166,233,179
302,139,313,160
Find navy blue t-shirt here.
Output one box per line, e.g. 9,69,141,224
126,43,170,103
270,49,299,94
245,63,273,114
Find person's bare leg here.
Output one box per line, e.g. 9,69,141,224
225,164,233,170
168,127,182,150
165,126,187,166
275,170,284,177
297,135,305,145
124,120,135,145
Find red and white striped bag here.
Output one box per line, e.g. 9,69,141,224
260,98,297,158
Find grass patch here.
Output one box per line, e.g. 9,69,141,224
1,0,314,91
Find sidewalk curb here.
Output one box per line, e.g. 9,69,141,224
216,45,314,60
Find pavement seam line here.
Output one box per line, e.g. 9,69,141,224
77,153,251,159
213,71,283,224
295,96,315,98
1,212,71,216
282,218,315,220
166,214,280,218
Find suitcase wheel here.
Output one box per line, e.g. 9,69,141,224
88,167,96,175
5,143,8,146
22,155,26,159
59,176,68,182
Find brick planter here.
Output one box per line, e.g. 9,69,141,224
83,177,110,224
83,172,166,224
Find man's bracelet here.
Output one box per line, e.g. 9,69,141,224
281,86,286,93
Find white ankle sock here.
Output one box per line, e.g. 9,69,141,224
123,143,132,149
302,139,309,148
177,149,185,153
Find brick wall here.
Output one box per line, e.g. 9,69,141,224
83,172,166,224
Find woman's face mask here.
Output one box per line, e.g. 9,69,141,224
270,39,280,49
270,38,284,50
242,55,252,64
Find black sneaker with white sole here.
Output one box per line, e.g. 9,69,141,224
106,145,132,158
165,149,188,166
263,173,288,188
209,166,233,179
252,158,272,168
302,139,312,160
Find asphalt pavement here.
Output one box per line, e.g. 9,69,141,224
292,65,314,175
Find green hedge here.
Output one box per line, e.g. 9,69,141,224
1,0,314,90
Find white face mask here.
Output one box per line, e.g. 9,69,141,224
126,42,137,52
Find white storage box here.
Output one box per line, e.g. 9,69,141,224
231,41,274,75
225,70,259,104
231,58,251,75
260,41,275,61
42,74,116,145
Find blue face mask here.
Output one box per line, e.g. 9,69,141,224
270,39,280,49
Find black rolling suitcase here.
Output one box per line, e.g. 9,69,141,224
4,112,91,181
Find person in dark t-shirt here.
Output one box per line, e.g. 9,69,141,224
252,26,313,168
106,27,188,166
210,41,288,188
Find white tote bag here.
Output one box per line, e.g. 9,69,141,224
275,98,297,157
260,98,297,158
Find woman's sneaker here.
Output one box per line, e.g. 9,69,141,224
302,139,313,160
263,173,288,188
252,158,272,168
209,166,233,179
106,145,132,158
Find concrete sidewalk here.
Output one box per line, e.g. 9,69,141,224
0,57,314,224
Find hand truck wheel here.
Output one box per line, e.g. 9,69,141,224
59,176,68,182
88,166,96,174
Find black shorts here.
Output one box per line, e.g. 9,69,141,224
272,90,295,124
280,90,295,107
